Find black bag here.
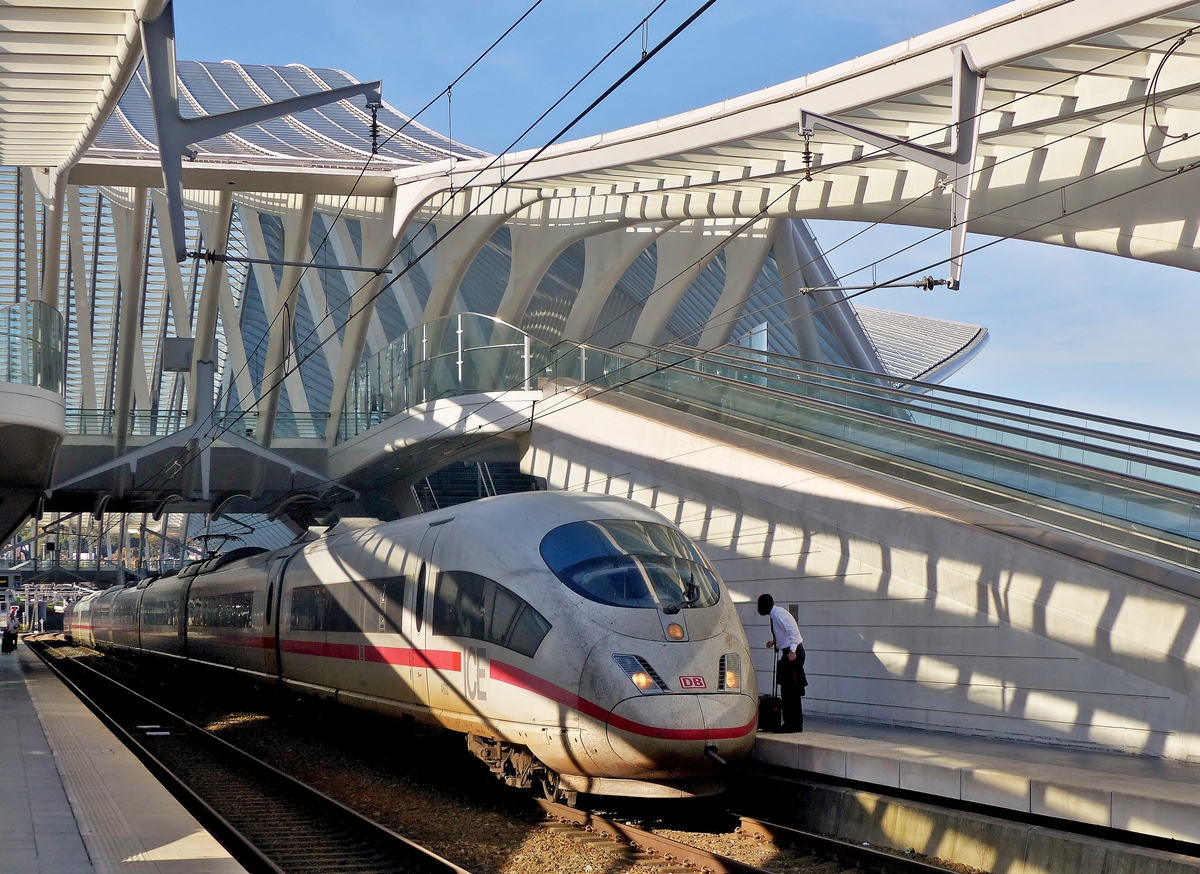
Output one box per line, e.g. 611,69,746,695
757,633,783,731
758,694,783,731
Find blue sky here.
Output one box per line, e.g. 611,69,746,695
175,1,1200,433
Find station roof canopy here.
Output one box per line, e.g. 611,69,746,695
0,1,164,174
399,0,1200,277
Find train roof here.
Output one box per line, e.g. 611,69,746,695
335,490,678,550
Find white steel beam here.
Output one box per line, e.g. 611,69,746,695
248,195,316,446
325,205,403,448
698,219,778,350
496,221,596,327
190,191,233,423
423,214,511,322
111,187,147,454
66,185,97,410
632,221,727,346
774,221,822,361
562,225,671,343
787,219,883,372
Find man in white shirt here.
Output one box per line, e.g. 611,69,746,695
757,594,806,732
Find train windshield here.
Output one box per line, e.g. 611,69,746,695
540,519,721,611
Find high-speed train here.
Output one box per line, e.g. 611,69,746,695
66,491,758,800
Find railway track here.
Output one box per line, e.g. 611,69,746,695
29,639,473,874
34,638,958,874
538,801,953,874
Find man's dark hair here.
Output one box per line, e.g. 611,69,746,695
757,594,774,615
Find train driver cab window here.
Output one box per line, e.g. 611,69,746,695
433,570,551,658
540,519,721,611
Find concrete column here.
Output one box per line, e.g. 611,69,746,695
562,225,670,343
631,221,726,346
698,219,778,350
257,193,316,447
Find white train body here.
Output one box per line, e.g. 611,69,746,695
66,492,758,798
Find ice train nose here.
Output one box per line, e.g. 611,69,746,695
605,693,757,769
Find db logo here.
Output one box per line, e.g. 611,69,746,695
678,675,707,689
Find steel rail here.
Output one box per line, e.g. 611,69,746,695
28,640,475,874
736,814,954,874
537,799,771,874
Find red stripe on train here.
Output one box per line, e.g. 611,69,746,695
280,638,461,671
489,660,756,742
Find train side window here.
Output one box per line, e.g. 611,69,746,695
507,608,552,660
434,570,552,658
289,585,321,631
142,598,179,627
323,583,359,633
415,563,426,633
188,592,255,628
289,584,360,632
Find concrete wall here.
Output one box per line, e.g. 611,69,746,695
521,392,1200,764
745,774,1200,874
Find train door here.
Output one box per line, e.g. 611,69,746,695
418,522,473,721
263,554,290,677
410,521,449,711
372,548,418,706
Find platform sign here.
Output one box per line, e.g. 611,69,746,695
0,572,18,591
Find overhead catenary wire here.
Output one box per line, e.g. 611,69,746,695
138,12,1200,506
190,0,677,453
133,0,708,496
400,147,1200,485
191,118,1200,507
150,107,1184,507
351,70,1200,473
240,8,1200,432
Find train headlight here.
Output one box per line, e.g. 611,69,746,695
613,654,669,694
719,653,741,691
666,622,686,640
631,671,656,691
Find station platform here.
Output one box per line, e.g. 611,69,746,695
753,717,1200,845
1,640,247,873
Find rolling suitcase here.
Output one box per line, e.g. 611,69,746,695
757,647,783,732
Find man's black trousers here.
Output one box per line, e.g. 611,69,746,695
777,644,807,731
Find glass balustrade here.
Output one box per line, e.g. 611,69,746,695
64,410,329,439
546,342,1200,570
340,312,544,441
0,300,63,394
